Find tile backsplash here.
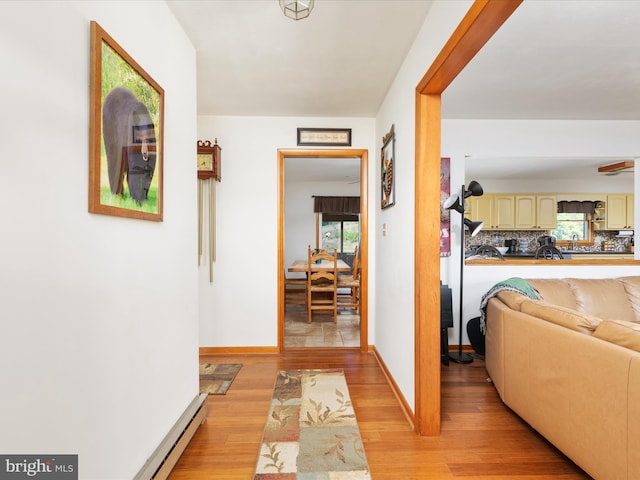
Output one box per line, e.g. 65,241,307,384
466,230,633,253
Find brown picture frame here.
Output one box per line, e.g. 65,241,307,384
297,128,352,146
381,124,395,209
89,21,164,221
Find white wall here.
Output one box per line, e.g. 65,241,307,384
0,2,198,478
374,0,473,412
442,119,640,345
197,116,375,347
284,178,360,279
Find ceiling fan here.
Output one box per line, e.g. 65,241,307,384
597,160,634,176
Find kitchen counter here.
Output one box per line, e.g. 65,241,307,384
503,250,634,259
466,250,637,265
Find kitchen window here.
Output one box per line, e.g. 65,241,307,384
551,212,591,243
552,200,597,245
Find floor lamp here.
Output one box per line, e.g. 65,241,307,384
443,181,484,364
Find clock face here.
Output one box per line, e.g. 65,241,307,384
197,153,213,171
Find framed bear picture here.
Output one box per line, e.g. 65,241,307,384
89,21,164,221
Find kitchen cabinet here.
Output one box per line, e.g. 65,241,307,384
494,195,515,229
592,202,606,231
470,194,514,229
514,195,556,229
606,194,634,229
469,195,494,227
514,195,535,229
536,195,558,229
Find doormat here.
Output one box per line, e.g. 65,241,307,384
253,369,371,479
199,363,242,395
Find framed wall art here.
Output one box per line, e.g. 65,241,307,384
381,124,395,209
440,157,451,257
89,21,164,221
297,128,352,146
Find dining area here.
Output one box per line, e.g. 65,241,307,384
284,245,361,348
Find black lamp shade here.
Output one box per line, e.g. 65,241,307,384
443,194,464,214
468,180,484,196
464,218,484,237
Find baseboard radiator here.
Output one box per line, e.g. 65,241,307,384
134,393,208,480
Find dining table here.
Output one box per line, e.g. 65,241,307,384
288,259,351,273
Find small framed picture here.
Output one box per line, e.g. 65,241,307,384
297,128,352,146
381,125,395,209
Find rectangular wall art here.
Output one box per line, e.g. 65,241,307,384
89,21,164,221
440,157,451,257
381,125,395,209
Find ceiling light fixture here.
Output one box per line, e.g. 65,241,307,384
597,160,634,174
280,0,314,20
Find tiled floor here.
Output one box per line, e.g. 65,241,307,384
284,304,360,348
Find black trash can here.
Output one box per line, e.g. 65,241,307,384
466,316,485,356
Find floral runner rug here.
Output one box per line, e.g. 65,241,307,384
199,363,242,395
253,368,371,479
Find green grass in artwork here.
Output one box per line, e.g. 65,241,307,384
100,186,158,213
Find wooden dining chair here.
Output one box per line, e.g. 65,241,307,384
337,244,360,313
284,274,307,311
306,246,338,323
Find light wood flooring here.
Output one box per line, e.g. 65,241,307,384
169,350,591,479
284,304,360,348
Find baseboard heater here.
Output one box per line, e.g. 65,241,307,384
134,393,208,480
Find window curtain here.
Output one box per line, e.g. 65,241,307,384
314,196,360,222
557,200,597,214
313,196,360,214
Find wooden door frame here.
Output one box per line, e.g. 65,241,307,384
278,149,369,352
414,0,522,435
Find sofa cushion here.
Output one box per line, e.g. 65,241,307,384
593,319,640,352
618,276,640,322
566,278,636,322
526,279,577,310
520,299,601,334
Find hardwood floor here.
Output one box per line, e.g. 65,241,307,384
168,350,591,479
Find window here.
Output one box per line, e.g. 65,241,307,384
551,213,590,242
313,196,360,253
321,214,359,253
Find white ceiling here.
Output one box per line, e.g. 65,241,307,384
285,156,360,184
166,0,433,117
167,0,640,183
445,0,640,183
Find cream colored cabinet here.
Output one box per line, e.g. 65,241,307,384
469,195,494,228
471,194,514,230
515,195,556,229
536,195,558,229
607,194,634,229
494,195,515,229
592,201,606,231
472,194,555,230
515,195,535,229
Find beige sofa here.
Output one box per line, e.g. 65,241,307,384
485,277,640,480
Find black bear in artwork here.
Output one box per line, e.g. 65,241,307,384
102,87,156,204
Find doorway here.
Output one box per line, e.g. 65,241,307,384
413,1,522,435
277,149,369,352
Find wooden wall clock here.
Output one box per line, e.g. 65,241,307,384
197,139,221,181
